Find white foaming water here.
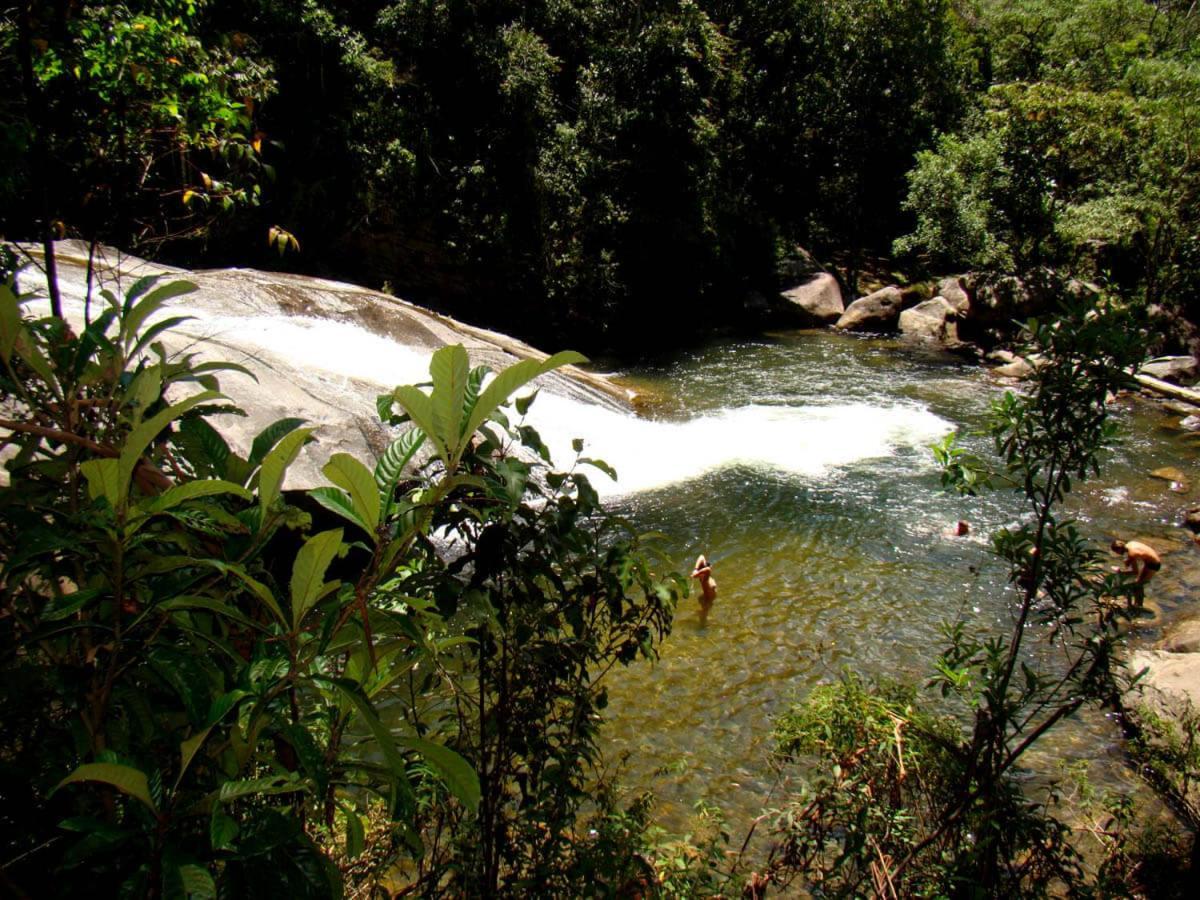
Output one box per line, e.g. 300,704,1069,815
179,314,435,388
76,304,953,498
525,393,954,497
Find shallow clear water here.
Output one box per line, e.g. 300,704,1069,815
566,330,1200,830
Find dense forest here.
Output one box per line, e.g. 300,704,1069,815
3,1,1198,351
3,1,1200,897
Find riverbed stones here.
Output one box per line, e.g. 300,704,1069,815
1159,618,1200,654
1151,467,1190,493
993,357,1035,379
779,272,844,326
937,275,972,314
1142,356,1199,384
1127,649,1200,712
899,296,959,343
835,285,907,332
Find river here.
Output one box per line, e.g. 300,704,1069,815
529,329,1200,832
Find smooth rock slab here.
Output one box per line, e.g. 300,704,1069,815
1127,649,1200,712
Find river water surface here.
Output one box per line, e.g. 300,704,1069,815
531,330,1200,832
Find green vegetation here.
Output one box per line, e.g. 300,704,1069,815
0,275,680,895
5,2,1196,350
4,1,1200,896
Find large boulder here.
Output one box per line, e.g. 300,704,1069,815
963,268,1061,337
936,276,972,315
779,272,844,326
17,242,629,490
835,285,906,333
899,296,959,343
1127,648,1200,713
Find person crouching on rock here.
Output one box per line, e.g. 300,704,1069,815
691,554,717,622
1111,539,1161,608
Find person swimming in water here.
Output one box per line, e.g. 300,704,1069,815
691,554,717,622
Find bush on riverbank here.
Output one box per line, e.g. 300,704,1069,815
0,273,681,896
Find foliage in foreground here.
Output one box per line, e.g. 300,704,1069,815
0,270,680,897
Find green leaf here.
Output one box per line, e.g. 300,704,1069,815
374,429,426,519
391,385,449,466
178,418,231,479
176,863,216,900
54,763,158,813
218,774,304,803
323,454,380,534
308,487,369,534
0,281,23,362
396,735,481,811
121,280,198,352
81,458,122,507
340,802,365,860
290,528,344,628
249,417,308,467
463,351,587,454
210,809,239,851
317,678,414,795
119,391,223,503
429,345,470,457
154,596,266,633
129,315,196,360
144,479,252,515
178,726,214,787
258,427,314,522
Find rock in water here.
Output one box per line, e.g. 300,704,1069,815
779,272,844,326
1141,355,1199,384
899,296,959,343
835,285,907,333
936,275,972,314
15,242,629,489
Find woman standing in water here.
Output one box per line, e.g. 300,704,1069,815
691,554,717,622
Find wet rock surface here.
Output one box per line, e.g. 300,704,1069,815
15,242,629,489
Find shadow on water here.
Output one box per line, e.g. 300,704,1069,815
571,330,1200,831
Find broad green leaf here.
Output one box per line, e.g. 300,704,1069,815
176,863,216,900
391,385,448,465
54,762,158,813
122,274,159,315
129,315,196,359
290,528,344,628
323,453,379,534
144,479,252,515
429,345,469,457
125,367,164,425
308,486,369,534
81,458,121,507
121,280,198,353
375,429,426,519
13,330,58,392
258,427,314,522
317,678,413,790
397,735,481,811
217,774,304,803
178,726,214,787
0,281,22,362
119,391,222,503
249,417,308,467
463,351,587,452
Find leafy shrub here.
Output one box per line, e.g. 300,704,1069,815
0,271,679,896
